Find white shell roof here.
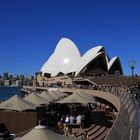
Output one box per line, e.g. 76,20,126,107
75,46,104,76
75,52,104,76
41,38,81,76
81,46,104,61
105,52,110,64
41,38,122,76
108,57,118,70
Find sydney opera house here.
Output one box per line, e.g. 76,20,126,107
40,38,123,78
0,38,138,140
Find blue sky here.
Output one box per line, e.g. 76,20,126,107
0,0,140,76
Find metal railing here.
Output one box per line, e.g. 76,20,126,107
105,86,139,140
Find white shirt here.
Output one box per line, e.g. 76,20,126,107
65,116,70,123
76,115,81,124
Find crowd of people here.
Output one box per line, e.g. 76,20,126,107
45,102,92,128
23,81,140,140
36,96,117,140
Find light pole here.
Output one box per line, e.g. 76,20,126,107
129,60,136,84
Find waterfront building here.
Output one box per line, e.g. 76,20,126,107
39,38,123,86
41,38,123,77
3,72,9,80
4,80,10,87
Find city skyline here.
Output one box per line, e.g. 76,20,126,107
0,0,140,76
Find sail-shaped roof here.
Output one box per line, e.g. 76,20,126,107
40,38,123,76
41,38,81,76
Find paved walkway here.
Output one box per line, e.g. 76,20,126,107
134,88,140,140
137,97,140,140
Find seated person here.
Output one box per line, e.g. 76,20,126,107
63,124,70,136
82,131,89,140
76,114,82,124
65,115,70,123
69,115,75,124
57,121,63,130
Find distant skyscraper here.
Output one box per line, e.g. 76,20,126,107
3,72,9,80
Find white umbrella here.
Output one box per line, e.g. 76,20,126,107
18,124,76,140
51,90,69,97
47,90,62,100
58,92,95,104
24,93,49,106
0,95,37,111
39,91,53,102
40,91,57,100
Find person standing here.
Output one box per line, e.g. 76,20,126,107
76,114,82,124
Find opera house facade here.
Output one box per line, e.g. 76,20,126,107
40,38,123,77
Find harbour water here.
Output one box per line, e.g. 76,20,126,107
0,87,22,100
